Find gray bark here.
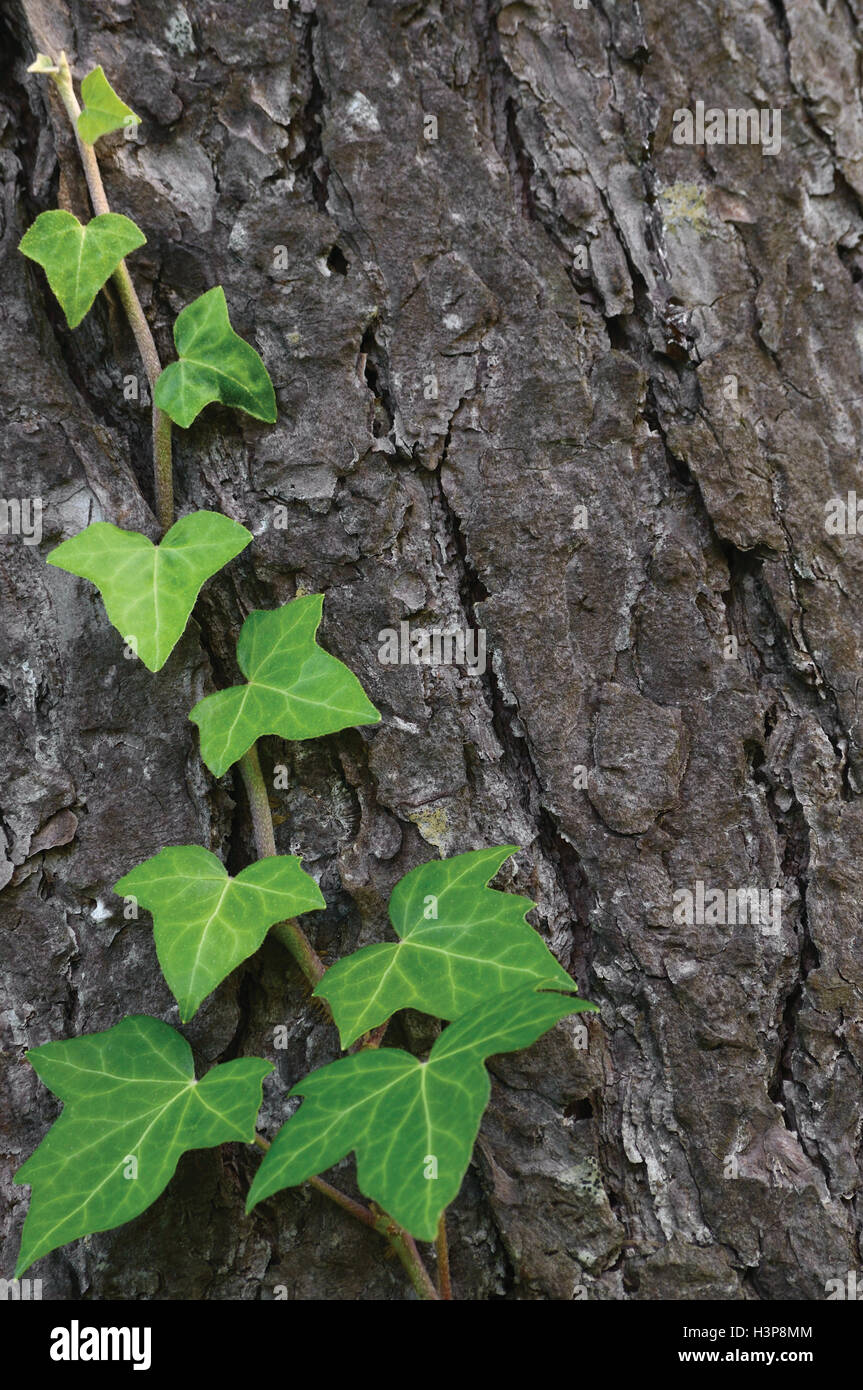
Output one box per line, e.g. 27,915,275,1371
1,0,861,1299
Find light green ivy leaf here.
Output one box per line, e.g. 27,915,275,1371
316,846,577,1047
47,510,252,672
115,846,325,1021
77,66,141,143
154,286,277,428
19,210,146,328
190,594,381,777
247,983,593,1241
15,1016,271,1275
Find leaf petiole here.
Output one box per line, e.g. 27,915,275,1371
253,1133,439,1297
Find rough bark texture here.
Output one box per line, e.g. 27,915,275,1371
1,0,861,1300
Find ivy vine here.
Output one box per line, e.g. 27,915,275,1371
14,55,597,1301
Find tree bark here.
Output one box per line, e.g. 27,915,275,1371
1,0,860,1300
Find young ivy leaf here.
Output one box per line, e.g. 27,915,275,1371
47,510,252,672
19,210,145,328
153,286,277,428
248,983,595,1241
190,594,381,777
15,1016,271,1275
77,66,141,143
316,846,576,1047
27,54,60,75
115,846,325,1021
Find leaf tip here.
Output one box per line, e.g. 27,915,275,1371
490,842,521,867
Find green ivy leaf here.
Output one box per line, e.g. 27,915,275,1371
77,66,141,143
316,846,576,1047
115,846,325,1021
153,286,277,428
47,510,252,672
247,983,594,1241
190,594,381,777
15,1016,271,1275
19,210,146,328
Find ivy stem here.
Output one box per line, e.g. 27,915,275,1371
238,745,326,986
253,1134,375,1228
380,1221,440,1301
45,52,173,533
357,1021,389,1051
309,1175,378,1229
252,1134,439,1297
435,1214,453,1300
239,744,277,857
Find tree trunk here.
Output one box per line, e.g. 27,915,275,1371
1,0,860,1300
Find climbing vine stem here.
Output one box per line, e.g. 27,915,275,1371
436,1215,452,1300
38,51,173,531
239,745,327,986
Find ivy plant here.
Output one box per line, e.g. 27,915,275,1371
77,66,141,143
115,847,326,1022
16,1018,272,1277
189,595,382,776
248,983,593,1242
20,210,146,328
316,845,576,1047
13,55,598,1301
48,512,252,671
154,286,277,428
